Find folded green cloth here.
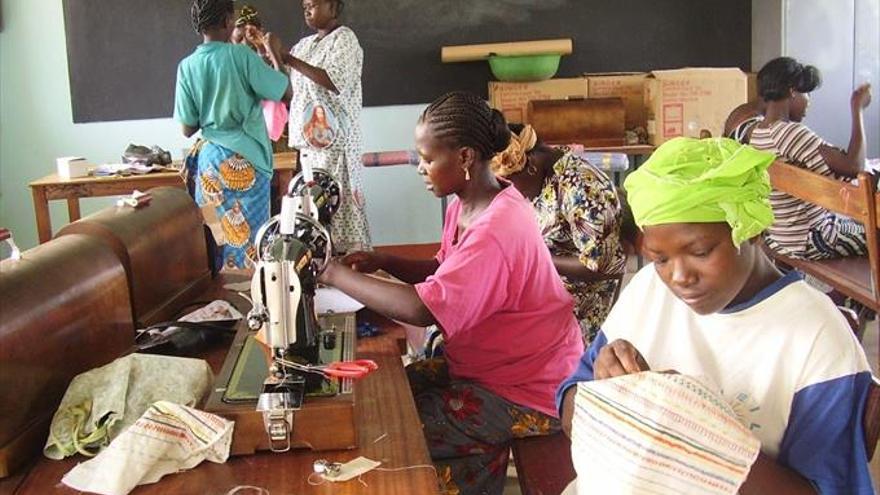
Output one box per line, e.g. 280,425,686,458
44,354,213,460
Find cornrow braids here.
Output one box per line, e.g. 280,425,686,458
191,0,234,34
419,91,510,160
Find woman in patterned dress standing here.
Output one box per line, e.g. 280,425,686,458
175,0,291,270
491,125,626,344
282,0,371,253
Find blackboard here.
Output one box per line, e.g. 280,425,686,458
63,0,750,123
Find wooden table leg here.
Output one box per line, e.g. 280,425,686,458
67,197,82,223
31,186,52,244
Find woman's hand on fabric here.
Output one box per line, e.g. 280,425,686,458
341,251,385,273
593,339,649,380
851,83,872,111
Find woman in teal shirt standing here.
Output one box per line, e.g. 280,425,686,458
175,0,290,269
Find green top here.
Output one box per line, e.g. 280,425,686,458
174,42,288,176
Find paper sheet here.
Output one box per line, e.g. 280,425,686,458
315,287,365,314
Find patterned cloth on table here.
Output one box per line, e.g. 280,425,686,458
185,139,269,270
532,149,625,343
288,26,371,253
44,354,213,460
407,358,561,495
61,401,233,495
566,372,760,495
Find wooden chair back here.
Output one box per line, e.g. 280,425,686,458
766,161,880,309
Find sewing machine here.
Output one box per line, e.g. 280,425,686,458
204,166,360,455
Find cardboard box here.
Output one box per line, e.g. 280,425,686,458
645,68,748,145
488,77,589,124
586,72,649,130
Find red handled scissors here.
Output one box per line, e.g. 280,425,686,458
276,358,379,379
316,359,379,379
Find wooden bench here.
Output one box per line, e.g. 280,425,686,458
765,161,880,311
512,433,575,495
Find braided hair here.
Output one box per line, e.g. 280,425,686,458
191,0,234,34
419,92,510,161
758,57,822,102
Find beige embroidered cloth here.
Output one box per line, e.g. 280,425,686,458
44,354,213,459
62,401,233,495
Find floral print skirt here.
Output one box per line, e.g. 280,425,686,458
406,358,561,495
185,140,270,270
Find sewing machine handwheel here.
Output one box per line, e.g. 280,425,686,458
294,212,333,274
252,212,332,275
288,168,342,221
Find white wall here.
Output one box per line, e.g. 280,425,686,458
785,0,858,149
752,0,785,71
0,0,441,250
753,0,879,157
854,0,879,158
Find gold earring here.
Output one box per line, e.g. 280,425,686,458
464,168,471,181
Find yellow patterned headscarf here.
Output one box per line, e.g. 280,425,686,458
491,125,538,177
236,5,261,27
623,137,775,247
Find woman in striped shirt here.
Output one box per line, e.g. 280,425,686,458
750,56,872,259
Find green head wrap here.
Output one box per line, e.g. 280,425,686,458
623,137,776,247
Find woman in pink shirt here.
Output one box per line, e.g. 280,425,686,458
318,91,584,495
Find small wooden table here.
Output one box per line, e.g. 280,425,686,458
29,152,298,244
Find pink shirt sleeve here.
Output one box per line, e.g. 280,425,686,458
415,232,510,340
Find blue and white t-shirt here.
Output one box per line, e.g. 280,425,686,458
558,266,875,494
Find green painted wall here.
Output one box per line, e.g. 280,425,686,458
0,0,441,249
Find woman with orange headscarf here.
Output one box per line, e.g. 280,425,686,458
491,125,626,344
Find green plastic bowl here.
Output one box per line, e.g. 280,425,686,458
488,54,561,82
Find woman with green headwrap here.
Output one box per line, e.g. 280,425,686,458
556,137,874,494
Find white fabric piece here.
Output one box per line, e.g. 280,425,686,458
62,401,234,495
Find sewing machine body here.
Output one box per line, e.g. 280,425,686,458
203,312,357,455
204,166,358,455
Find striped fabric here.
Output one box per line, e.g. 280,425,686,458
750,121,842,258
569,372,760,495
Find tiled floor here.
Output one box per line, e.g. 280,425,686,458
503,257,880,494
